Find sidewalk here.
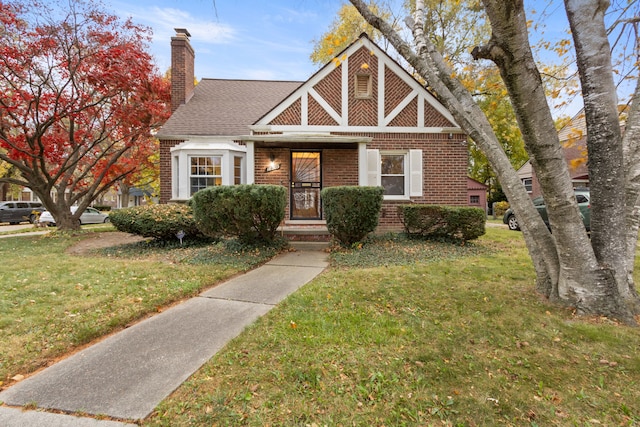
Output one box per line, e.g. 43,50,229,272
0,244,329,426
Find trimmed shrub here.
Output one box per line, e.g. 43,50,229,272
321,186,384,247
191,184,286,244
398,205,486,241
109,204,204,241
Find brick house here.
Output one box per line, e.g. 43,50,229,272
157,29,468,232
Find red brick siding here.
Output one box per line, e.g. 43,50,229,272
322,149,359,188
333,132,468,232
388,97,418,127
254,148,291,218
170,37,194,113
159,139,184,203
313,65,342,116
348,47,378,127
308,96,339,126
270,98,302,126
425,102,454,127
384,66,412,116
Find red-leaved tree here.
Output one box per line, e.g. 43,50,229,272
0,0,170,230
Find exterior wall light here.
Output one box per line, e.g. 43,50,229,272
265,154,281,173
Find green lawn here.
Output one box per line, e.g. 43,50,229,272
0,230,280,385
1,227,639,426
145,229,640,426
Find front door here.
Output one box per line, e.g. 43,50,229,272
291,151,321,219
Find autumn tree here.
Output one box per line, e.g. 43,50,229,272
310,1,396,66
350,0,640,323
116,138,161,208
0,0,170,230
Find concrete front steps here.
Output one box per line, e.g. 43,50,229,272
279,220,331,242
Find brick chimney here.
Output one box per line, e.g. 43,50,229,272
171,28,195,113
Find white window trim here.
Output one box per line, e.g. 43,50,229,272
170,142,246,201
381,151,409,200
364,149,422,200
189,154,223,196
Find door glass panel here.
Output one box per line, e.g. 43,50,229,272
291,152,321,219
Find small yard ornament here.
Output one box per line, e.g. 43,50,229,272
176,230,185,245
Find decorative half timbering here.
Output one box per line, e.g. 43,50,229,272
259,36,456,133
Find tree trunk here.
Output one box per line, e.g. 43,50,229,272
622,78,640,297
477,0,631,318
120,183,131,208
565,0,627,293
349,0,640,323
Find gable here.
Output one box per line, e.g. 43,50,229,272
252,35,460,134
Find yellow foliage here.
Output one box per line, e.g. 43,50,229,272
309,2,391,66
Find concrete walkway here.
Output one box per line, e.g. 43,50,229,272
0,245,329,426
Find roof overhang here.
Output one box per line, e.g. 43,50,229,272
238,133,372,149
170,139,246,152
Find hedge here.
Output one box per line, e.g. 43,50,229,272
321,186,384,246
398,205,485,241
109,204,204,241
190,184,286,244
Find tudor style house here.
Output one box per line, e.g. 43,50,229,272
157,29,468,232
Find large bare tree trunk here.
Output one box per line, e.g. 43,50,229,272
623,80,640,294
477,0,634,318
349,0,640,323
565,0,630,299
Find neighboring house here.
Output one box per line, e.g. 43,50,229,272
157,29,468,232
467,177,487,214
517,110,590,198
0,184,39,202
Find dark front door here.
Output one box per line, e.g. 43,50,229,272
291,151,321,219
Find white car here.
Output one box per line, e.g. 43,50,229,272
39,206,110,226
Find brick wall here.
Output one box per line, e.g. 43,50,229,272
170,33,195,113
254,148,291,217
334,132,468,232
348,48,378,127
159,139,183,203
251,132,467,232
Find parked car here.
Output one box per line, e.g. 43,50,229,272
503,188,591,231
39,206,110,226
0,201,45,224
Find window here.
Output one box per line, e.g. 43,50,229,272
381,153,406,196
190,156,222,195
365,149,422,199
522,178,533,193
234,156,242,185
470,195,480,204
355,73,372,98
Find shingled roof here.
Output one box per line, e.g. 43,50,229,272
157,78,302,138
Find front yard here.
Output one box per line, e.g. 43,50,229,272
1,226,639,425
0,229,280,386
